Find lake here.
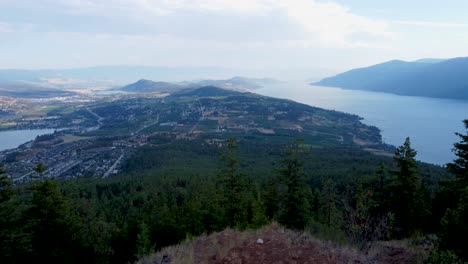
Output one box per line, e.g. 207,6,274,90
256,82,468,165
0,129,56,151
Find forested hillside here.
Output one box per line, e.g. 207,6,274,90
0,119,467,263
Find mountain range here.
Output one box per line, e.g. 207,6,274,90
314,57,468,100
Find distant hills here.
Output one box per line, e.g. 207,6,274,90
0,82,76,98
0,66,235,84
119,79,184,93
0,66,238,97
0,66,282,91
0,67,279,98
314,57,468,100
118,77,279,94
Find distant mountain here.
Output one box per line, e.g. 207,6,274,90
0,82,76,98
412,58,446,64
0,64,283,93
314,57,468,100
119,79,185,93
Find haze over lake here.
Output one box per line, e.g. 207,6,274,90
257,82,468,165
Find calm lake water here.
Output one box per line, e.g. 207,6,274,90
257,82,468,165
0,129,56,151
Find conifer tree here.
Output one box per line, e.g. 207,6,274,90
439,120,468,260
26,180,77,260
0,163,28,261
447,119,468,193
278,138,310,230
218,138,245,227
250,193,269,228
368,164,394,221
264,177,281,219
321,178,339,227
392,137,428,236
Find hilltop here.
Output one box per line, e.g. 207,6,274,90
140,223,428,264
314,57,468,100
119,79,185,93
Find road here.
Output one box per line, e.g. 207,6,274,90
135,114,159,134
188,100,204,134
103,149,124,178
86,107,104,125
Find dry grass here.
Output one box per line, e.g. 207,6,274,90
364,238,432,264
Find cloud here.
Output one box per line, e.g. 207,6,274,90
393,20,468,29
0,22,13,33
276,0,393,47
0,0,399,70
32,0,392,47
165,0,275,13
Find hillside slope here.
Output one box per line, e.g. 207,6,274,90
314,57,468,100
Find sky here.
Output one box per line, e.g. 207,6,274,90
1,0,468,77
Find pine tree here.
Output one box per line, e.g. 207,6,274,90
392,137,428,236
447,119,468,193
264,175,281,220
0,163,29,261
321,178,339,227
250,193,269,228
26,180,77,260
278,138,310,230
218,138,245,228
439,120,468,260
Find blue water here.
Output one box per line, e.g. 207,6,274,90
256,82,468,165
0,129,56,151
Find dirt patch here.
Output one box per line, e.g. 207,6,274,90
140,224,425,264
207,226,366,264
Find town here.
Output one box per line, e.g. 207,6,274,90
0,87,386,183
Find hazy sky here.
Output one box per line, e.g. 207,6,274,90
1,0,468,73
